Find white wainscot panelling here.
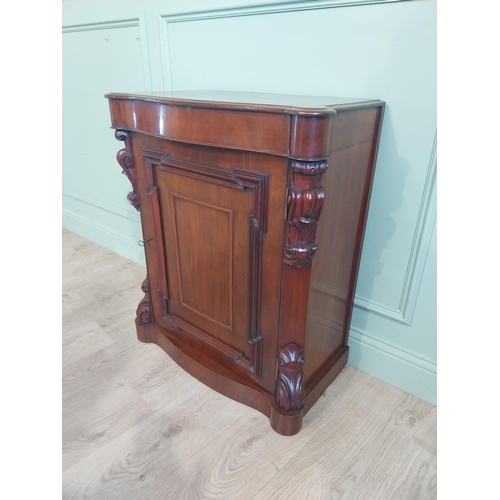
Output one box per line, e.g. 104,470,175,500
356,135,436,325
350,214,437,404
62,20,151,263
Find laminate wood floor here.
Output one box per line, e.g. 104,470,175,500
62,228,437,500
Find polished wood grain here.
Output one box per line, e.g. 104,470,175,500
106,91,385,434
303,106,384,387
108,98,292,156
171,193,234,329
62,228,436,499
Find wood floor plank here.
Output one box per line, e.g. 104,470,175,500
62,229,437,500
250,380,435,500
412,406,437,457
161,408,325,500
62,321,114,367
62,380,154,471
62,392,233,500
62,337,164,411
378,443,437,500
62,289,132,335
142,365,375,500
125,352,210,411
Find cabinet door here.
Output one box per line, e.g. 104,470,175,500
143,149,269,380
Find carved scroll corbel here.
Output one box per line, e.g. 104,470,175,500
284,160,328,268
275,343,305,412
115,129,140,211
136,277,153,326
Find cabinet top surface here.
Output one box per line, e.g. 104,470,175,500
105,90,382,116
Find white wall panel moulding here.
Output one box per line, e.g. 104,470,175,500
350,326,436,374
398,134,437,324
348,330,436,405
63,19,140,33
62,190,141,224
356,134,436,325
62,208,146,266
160,0,411,21
62,208,139,245
158,0,411,90
63,18,153,93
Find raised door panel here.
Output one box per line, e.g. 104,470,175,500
159,172,252,353
170,193,234,331
142,149,269,382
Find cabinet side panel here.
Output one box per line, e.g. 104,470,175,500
303,107,383,385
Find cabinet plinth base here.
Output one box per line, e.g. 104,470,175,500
136,322,348,436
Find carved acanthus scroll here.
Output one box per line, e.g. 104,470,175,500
275,343,305,412
115,129,140,211
284,160,328,268
136,277,153,326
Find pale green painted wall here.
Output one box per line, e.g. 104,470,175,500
63,0,437,404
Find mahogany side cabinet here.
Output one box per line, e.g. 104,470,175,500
105,91,385,435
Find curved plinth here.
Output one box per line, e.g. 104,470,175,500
136,322,308,436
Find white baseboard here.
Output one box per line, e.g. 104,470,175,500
62,208,146,266
348,327,436,405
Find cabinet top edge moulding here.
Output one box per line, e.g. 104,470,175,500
105,90,384,160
